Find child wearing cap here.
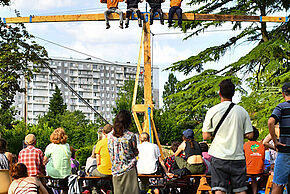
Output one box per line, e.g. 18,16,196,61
173,129,205,175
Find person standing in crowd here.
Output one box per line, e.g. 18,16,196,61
107,110,139,194
70,146,79,175
164,141,181,173
18,134,44,176
125,0,143,28
43,128,71,193
8,163,48,194
137,132,173,192
268,82,290,194
146,0,165,25
101,0,124,29
202,79,253,194
168,0,182,28
92,124,113,177
244,127,265,194
0,138,12,170
173,129,205,175
199,142,211,174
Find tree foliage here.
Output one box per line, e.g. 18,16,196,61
0,20,48,129
166,0,289,136
48,85,67,117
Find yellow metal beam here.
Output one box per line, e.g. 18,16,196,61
3,13,287,24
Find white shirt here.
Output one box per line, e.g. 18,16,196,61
137,142,160,174
202,101,253,160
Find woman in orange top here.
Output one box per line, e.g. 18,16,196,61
168,0,182,28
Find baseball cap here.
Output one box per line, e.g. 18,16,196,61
25,134,36,145
183,129,194,139
282,82,290,92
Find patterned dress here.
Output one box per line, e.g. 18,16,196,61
107,130,138,176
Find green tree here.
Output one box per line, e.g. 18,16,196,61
166,1,289,136
0,19,48,129
162,73,180,110
48,85,67,116
0,0,10,6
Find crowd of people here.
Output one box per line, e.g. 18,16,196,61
0,80,289,194
100,0,183,29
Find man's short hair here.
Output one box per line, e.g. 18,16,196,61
219,79,235,99
282,82,290,96
103,124,113,134
140,132,150,142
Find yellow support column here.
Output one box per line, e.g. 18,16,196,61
143,13,152,135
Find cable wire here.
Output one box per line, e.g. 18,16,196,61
41,58,110,124
34,35,121,65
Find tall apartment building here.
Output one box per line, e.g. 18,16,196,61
14,57,159,124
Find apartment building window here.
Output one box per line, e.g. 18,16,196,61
101,79,104,84
106,107,110,111
111,80,114,84
106,93,110,98
106,66,109,70
93,85,98,90
79,64,83,69
106,73,110,77
94,99,97,103
106,80,109,84
94,92,97,96
106,86,109,90
93,78,97,83
111,87,114,91
93,65,98,69
100,65,104,70
111,93,114,98
111,73,115,77
79,91,83,96
64,63,68,67
70,63,74,67
101,73,104,77
57,69,61,73
100,86,104,90
101,93,105,97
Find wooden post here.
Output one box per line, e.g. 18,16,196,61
143,13,152,135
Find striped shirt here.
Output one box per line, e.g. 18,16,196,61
271,100,290,153
0,153,9,169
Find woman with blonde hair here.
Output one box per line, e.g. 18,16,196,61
8,163,48,194
43,128,71,182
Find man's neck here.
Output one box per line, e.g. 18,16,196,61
221,97,232,102
285,96,290,101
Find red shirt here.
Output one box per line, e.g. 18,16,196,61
244,141,265,174
18,145,44,176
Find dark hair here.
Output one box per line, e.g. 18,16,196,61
219,79,235,99
11,163,28,179
249,126,259,141
70,146,76,159
199,142,209,152
170,141,180,153
182,136,194,149
113,110,131,137
0,138,7,154
140,132,150,142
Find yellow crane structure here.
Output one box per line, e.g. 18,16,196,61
3,12,287,158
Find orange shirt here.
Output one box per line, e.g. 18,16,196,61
243,141,265,174
170,0,182,7
105,0,124,9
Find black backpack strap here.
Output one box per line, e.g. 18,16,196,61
213,102,235,138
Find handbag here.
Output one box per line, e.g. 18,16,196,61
212,102,235,138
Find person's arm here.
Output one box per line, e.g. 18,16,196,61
268,117,285,149
43,156,48,165
244,132,254,140
5,152,13,169
174,142,185,157
131,135,139,156
202,132,212,140
158,156,174,178
36,178,49,194
96,154,101,166
263,133,275,150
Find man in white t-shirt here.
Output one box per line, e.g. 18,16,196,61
137,132,172,192
202,79,253,194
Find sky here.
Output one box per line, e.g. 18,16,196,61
1,0,285,106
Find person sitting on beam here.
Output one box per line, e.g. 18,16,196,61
101,0,124,29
